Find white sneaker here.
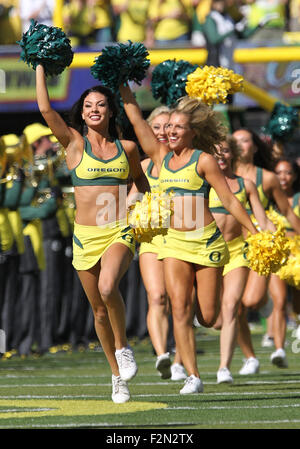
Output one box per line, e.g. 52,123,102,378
261,333,274,348
239,357,260,375
271,348,288,368
180,375,203,394
217,367,233,384
115,346,138,381
111,375,130,403
155,353,171,379
193,315,201,328
171,363,187,381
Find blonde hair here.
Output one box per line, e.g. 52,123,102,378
171,96,228,154
146,105,170,125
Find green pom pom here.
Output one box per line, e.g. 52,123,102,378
90,41,150,92
151,59,197,107
17,19,73,77
266,102,299,141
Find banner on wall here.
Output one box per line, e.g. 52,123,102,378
0,52,159,113
1,43,300,113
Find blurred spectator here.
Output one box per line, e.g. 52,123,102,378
201,0,269,68
0,0,22,44
19,0,55,33
289,0,300,30
63,0,99,47
147,0,193,47
245,0,288,40
191,0,211,46
89,0,113,44
111,0,151,44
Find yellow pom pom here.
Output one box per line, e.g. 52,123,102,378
277,236,300,289
127,190,174,243
266,209,289,230
185,66,244,106
245,228,290,276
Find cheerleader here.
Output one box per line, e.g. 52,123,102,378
120,83,258,394
267,158,300,367
232,129,300,374
209,136,275,383
35,64,150,403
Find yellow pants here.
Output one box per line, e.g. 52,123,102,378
72,220,136,271
157,220,229,267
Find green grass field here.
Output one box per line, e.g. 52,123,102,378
0,325,300,430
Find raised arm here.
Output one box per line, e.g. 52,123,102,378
119,83,168,167
201,153,257,235
36,65,74,149
245,179,276,232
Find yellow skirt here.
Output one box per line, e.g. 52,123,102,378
157,220,229,267
72,220,136,271
139,234,163,256
223,235,249,276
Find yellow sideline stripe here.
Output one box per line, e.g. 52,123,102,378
71,48,208,68
234,47,300,63
0,399,167,419
71,47,300,69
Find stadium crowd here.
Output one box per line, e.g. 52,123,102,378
0,1,299,48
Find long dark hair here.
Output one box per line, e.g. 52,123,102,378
234,128,275,170
69,85,119,139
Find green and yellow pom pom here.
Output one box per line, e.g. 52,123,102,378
277,236,300,289
127,190,173,243
185,66,244,106
245,227,290,277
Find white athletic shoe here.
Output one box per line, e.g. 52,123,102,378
180,375,204,394
261,333,274,348
217,367,233,384
171,363,187,381
193,315,201,328
115,346,138,381
111,375,130,403
155,353,171,379
270,348,288,368
239,357,260,375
